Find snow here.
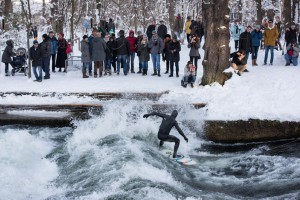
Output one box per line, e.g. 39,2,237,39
1,40,300,122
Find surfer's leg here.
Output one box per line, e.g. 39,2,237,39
163,135,180,158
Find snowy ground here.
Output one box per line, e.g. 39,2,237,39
0,40,300,121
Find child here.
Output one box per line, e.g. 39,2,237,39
181,61,196,88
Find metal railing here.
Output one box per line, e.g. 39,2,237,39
65,56,82,72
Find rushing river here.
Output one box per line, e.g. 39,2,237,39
1,102,300,200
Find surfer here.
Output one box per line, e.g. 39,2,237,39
143,110,188,158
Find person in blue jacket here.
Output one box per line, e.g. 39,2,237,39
48,31,58,73
251,25,263,66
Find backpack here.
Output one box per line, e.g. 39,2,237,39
65,42,73,54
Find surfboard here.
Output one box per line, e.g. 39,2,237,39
160,148,197,165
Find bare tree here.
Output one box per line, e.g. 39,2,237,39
283,0,292,28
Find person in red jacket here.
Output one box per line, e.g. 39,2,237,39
126,30,138,73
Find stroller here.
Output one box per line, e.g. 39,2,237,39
11,48,28,76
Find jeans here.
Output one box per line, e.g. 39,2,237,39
117,55,128,74
234,40,239,50
264,45,274,64
187,34,191,43
190,56,199,74
105,59,112,71
170,61,179,75
251,46,259,60
127,52,135,72
32,66,42,81
184,75,196,83
42,57,50,78
151,54,161,72
51,54,56,71
82,62,90,72
88,62,93,74
284,54,298,66
138,56,142,70
141,61,148,70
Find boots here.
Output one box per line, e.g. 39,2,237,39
176,70,179,77
151,70,157,76
142,69,147,76
137,69,142,74
252,59,255,66
109,70,112,76
158,70,161,77
82,71,89,78
254,59,258,66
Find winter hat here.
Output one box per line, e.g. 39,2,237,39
152,30,157,35
143,34,148,39
59,32,64,37
172,34,178,40
83,35,88,40
33,40,38,44
49,30,54,34
255,25,260,29
268,19,273,23
109,30,114,34
137,31,142,35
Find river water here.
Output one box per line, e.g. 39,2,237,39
1,102,300,200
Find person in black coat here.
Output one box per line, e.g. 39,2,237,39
239,26,252,62
113,30,130,75
29,40,43,82
230,50,247,76
146,21,156,41
163,34,171,74
286,24,298,47
168,35,181,77
157,20,168,40
190,16,204,43
56,32,68,72
40,34,51,79
1,40,16,76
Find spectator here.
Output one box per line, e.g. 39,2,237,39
286,23,298,47
40,34,51,79
157,20,168,40
239,25,252,62
168,34,181,77
109,33,117,73
1,40,16,76
260,18,269,50
80,35,91,78
146,21,156,41
190,16,204,44
284,40,299,66
48,31,58,73
92,31,106,77
173,13,184,42
230,50,247,76
105,35,115,76
107,18,115,34
263,19,278,65
136,31,144,73
185,16,192,43
126,30,137,73
139,34,151,76
33,26,38,40
100,16,108,33
275,16,283,50
163,34,171,74
188,34,200,75
251,25,263,66
181,61,196,88
29,40,43,82
148,30,164,76
230,20,243,51
56,32,68,72
114,30,130,75
88,29,97,76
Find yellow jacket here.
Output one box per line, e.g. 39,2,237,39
185,21,192,34
264,26,278,46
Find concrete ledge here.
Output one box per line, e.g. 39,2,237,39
204,119,300,143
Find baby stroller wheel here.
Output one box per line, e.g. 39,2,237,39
24,67,28,76
11,69,15,76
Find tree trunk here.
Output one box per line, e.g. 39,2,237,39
42,0,45,17
256,0,263,25
201,0,230,86
283,0,292,28
167,0,175,35
292,0,297,23
50,0,58,32
70,0,75,41
238,0,242,22
3,0,13,30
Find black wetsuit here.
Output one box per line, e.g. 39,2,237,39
143,110,188,158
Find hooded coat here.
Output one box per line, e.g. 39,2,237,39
56,38,68,68
40,37,51,58
168,40,181,62
80,40,91,63
264,25,279,46
126,30,137,53
92,37,106,61
2,40,16,63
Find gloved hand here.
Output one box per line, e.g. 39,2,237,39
143,114,150,118
184,137,188,143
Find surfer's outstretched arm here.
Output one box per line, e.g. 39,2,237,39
175,122,188,142
143,112,167,118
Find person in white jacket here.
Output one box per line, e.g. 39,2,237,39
181,61,196,88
